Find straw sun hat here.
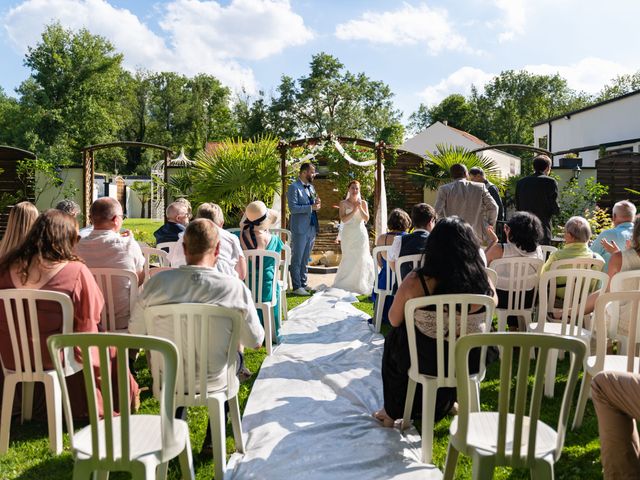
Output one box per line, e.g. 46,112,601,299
241,201,279,231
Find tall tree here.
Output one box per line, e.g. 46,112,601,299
269,53,403,142
18,22,127,165
408,94,473,134
597,71,640,101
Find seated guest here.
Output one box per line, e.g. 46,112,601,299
168,203,246,279
374,217,497,427
591,200,636,272
592,371,640,479
75,197,145,330
372,208,411,324
239,201,284,339
130,218,264,452
387,203,436,280
485,212,544,329
0,210,138,418
541,216,603,299
55,199,80,218
0,201,39,258
153,201,190,244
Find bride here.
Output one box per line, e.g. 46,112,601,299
332,180,375,295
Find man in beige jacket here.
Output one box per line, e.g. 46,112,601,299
434,163,498,245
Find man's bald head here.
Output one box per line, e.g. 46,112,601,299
90,197,123,231
183,218,219,264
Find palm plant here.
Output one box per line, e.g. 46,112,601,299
190,135,280,224
408,144,502,190
129,181,151,218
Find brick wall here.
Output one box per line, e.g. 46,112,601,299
313,178,341,221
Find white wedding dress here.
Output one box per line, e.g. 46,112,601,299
332,207,376,295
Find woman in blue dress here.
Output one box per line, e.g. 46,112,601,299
239,201,284,339
372,208,411,325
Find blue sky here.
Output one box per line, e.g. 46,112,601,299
1,0,640,120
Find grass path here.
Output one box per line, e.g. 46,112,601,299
0,294,603,479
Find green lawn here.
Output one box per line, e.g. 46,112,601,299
123,218,162,246
0,294,603,479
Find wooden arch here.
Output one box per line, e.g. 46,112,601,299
80,141,173,225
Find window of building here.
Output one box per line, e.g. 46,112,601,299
537,136,548,149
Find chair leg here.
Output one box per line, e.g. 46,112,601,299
401,378,417,430
420,383,436,464
0,376,18,454
572,372,592,430
72,461,95,480
443,441,460,480
229,396,245,453
177,436,195,480
469,379,480,413
281,291,289,323
263,307,273,355
497,311,508,332
208,399,227,480
471,453,495,480
93,471,110,480
544,349,559,398
374,293,386,333
22,381,34,422
43,375,63,454
530,456,555,479
156,463,168,480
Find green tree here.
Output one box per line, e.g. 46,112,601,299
408,94,473,134
18,22,127,165
269,53,403,142
233,90,270,140
597,71,640,101
129,181,151,218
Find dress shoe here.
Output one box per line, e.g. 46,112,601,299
292,287,311,296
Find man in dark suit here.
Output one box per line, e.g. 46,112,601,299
515,155,560,245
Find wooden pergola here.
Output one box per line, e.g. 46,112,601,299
80,141,172,225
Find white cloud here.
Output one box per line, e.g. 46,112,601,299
335,2,473,55
525,57,634,93
491,0,526,43
2,0,314,93
418,66,495,105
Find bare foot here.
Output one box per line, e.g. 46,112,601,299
373,408,395,428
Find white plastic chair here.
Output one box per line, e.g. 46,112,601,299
90,268,139,332
156,241,178,257
609,270,640,354
529,268,609,397
444,332,586,480
144,304,244,480
278,244,291,324
549,256,605,271
539,245,558,262
270,228,292,246
244,249,281,355
394,254,423,287
490,257,544,332
47,332,195,480
572,291,640,429
372,246,396,332
141,246,169,280
401,294,496,464
0,289,76,455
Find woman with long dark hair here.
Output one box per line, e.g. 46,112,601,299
0,209,139,418
374,216,497,426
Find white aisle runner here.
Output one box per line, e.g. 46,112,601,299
226,289,442,479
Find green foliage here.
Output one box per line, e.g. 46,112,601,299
408,144,502,191
190,136,280,223
123,218,161,245
14,158,78,206
408,94,473,134
129,181,152,218
555,177,609,237
597,70,640,101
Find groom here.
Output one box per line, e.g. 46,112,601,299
288,162,321,296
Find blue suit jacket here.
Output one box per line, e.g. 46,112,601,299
287,179,318,235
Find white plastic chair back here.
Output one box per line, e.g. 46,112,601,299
279,244,291,324
156,241,178,256
610,269,640,292
372,246,396,332
0,289,75,454
539,245,558,262
144,304,244,479
485,267,498,287
489,257,544,331
90,268,139,332
270,228,292,245
141,246,169,279
549,256,605,271
47,333,194,479
395,254,423,287
244,249,280,354
572,291,640,429
402,293,496,464
533,268,608,398
445,332,586,478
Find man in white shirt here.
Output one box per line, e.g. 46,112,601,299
167,203,246,279
75,197,145,330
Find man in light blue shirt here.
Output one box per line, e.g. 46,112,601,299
591,200,636,271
